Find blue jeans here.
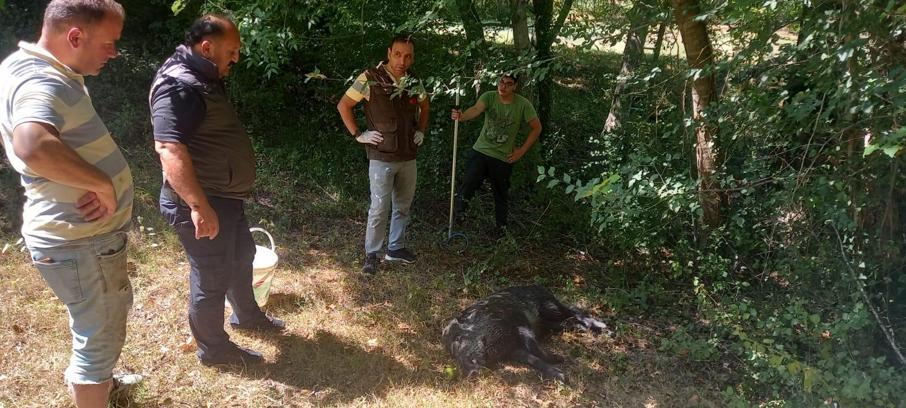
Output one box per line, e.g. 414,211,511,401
160,188,267,360
28,231,132,384
365,159,417,254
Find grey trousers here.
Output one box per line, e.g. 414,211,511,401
365,159,417,254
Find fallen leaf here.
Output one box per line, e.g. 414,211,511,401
179,336,196,353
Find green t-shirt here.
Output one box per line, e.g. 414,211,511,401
472,91,537,161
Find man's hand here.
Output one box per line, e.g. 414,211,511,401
506,147,528,163
191,202,219,240
451,109,463,121
13,122,120,220
75,183,117,222
356,130,383,145
414,130,425,146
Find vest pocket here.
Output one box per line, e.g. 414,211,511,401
373,120,398,153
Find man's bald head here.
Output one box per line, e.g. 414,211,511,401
185,14,238,46
185,14,241,79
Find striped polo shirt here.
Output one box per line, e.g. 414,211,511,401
344,62,427,103
0,42,133,248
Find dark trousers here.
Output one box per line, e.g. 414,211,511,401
456,151,514,227
160,188,266,359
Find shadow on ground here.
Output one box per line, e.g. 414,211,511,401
223,329,417,405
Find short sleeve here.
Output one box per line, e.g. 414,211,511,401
150,78,206,144
11,78,68,133
522,98,538,122
478,91,495,107
344,72,370,102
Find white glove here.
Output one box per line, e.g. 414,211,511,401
414,130,424,146
356,130,383,145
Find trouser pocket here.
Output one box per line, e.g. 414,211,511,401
31,252,84,304
97,235,130,294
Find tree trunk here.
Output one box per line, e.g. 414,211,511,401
456,0,487,90
602,0,651,134
532,0,574,136
652,20,667,63
672,0,722,229
456,0,486,55
510,0,533,101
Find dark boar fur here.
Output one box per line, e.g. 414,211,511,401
442,285,609,381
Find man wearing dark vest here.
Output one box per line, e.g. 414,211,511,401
337,34,430,275
149,15,284,367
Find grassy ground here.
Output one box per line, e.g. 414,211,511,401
0,19,736,406
0,149,731,407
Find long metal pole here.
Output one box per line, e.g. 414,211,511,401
447,80,461,238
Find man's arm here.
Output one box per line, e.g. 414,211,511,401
337,95,362,137
506,117,542,163
12,122,116,221
154,140,219,239
151,81,218,239
451,100,486,122
336,94,383,145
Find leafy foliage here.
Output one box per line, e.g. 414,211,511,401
0,0,903,405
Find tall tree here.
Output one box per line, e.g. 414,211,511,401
509,0,534,101
651,20,667,62
455,0,486,55
532,0,574,134
602,0,653,134
672,0,723,229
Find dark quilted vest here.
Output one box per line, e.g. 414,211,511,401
151,45,255,199
362,66,420,162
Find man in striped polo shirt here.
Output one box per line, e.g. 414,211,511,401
0,1,139,406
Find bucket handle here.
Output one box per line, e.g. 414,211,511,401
249,227,275,252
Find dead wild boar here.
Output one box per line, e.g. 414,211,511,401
442,285,609,381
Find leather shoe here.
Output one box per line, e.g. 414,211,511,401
199,344,263,367
230,315,286,333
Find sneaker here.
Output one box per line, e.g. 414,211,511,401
384,248,417,263
362,252,380,275
110,373,143,398
230,314,286,333
199,344,263,367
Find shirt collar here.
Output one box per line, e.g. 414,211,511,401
18,41,84,85
174,44,220,82
377,61,404,84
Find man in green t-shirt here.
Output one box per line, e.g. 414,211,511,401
451,74,542,231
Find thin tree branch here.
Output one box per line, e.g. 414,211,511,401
832,226,906,366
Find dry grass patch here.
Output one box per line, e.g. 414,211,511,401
1,216,725,407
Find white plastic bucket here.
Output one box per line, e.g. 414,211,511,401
249,227,278,307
